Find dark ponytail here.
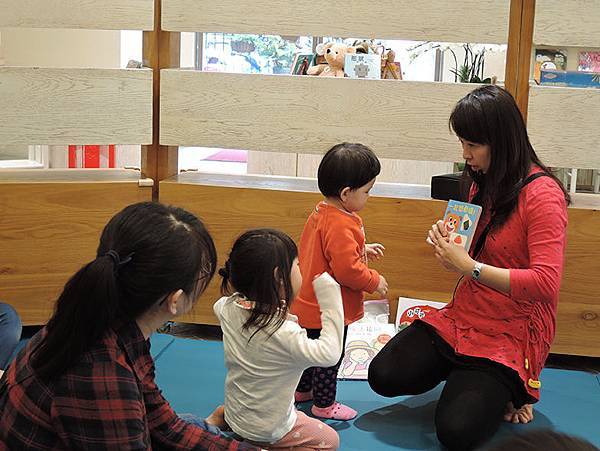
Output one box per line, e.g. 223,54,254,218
31,202,216,379
220,228,297,341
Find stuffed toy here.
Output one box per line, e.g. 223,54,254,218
321,42,356,77
307,42,356,77
352,39,380,55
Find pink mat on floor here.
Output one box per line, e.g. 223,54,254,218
204,149,247,163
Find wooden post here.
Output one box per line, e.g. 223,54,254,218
516,0,535,122
142,0,180,200
504,0,523,98
505,0,536,122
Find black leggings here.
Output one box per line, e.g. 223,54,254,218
296,326,348,408
368,323,512,451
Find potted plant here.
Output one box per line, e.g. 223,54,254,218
408,42,499,84
447,44,492,83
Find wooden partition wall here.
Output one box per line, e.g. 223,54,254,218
2,0,599,356
0,1,155,324
528,0,600,169
157,0,600,357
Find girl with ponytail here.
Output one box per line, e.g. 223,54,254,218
0,201,258,450
214,229,343,450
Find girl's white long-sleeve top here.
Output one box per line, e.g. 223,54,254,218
213,275,344,443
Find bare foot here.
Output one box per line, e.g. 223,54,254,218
205,405,229,430
504,402,534,424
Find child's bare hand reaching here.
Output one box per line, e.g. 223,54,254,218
376,275,388,297
366,243,385,261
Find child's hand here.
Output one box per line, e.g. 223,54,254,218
376,275,388,297
313,272,342,309
366,243,385,261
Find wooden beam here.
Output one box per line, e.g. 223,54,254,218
0,68,152,145
504,0,536,120
142,0,180,200
0,0,154,31
162,0,510,44
160,71,476,162
534,0,600,48
504,0,523,98
528,86,600,168
516,0,536,121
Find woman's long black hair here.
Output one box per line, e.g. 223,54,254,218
31,202,217,379
450,85,570,228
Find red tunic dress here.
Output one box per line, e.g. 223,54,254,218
423,169,568,401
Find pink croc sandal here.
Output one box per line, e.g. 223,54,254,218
311,402,357,421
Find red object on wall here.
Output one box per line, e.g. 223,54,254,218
68,145,116,168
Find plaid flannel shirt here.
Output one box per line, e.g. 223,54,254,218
0,322,257,450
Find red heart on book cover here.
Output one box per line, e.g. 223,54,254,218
453,235,463,245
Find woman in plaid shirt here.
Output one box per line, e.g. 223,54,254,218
0,202,258,450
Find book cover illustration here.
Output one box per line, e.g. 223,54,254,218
396,297,447,330
290,53,313,75
337,322,396,380
534,48,567,83
539,69,600,88
442,200,482,251
344,53,381,79
578,51,600,72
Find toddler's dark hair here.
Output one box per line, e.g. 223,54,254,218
317,142,381,198
219,228,297,340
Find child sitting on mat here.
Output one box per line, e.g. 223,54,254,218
214,228,343,450
291,142,388,420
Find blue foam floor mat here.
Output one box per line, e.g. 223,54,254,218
152,336,600,450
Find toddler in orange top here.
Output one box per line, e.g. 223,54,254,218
291,142,388,420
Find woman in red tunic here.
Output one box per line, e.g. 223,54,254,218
368,85,570,451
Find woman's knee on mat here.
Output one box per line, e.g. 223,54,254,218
435,409,486,451
367,354,400,397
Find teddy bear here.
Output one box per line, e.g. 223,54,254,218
306,42,356,77
306,43,328,76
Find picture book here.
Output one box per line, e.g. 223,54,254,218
344,53,381,79
534,48,567,84
578,51,600,72
540,69,600,89
290,53,313,75
337,322,397,380
395,297,447,330
442,200,482,251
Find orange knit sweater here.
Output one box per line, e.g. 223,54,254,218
291,201,380,329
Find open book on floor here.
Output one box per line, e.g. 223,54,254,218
337,322,397,380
